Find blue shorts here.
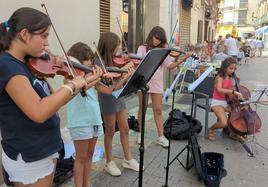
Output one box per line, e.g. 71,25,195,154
69,125,104,141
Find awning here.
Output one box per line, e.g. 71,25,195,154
255,25,268,33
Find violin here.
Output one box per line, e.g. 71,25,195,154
113,53,143,68
92,42,128,81
228,73,262,135
27,54,86,79
112,17,143,68
27,54,127,80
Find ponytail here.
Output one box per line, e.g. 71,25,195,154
0,7,51,52
0,22,9,52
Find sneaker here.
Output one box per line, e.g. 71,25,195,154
104,161,121,176
122,159,140,171
137,132,141,144
157,135,169,148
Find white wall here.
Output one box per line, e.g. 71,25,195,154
0,0,100,126
0,0,99,55
144,0,160,38
110,0,123,37
191,0,205,44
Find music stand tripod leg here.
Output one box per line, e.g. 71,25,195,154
163,75,195,187
137,77,149,187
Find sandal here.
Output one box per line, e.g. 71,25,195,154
208,129,216,141
229,132,246,143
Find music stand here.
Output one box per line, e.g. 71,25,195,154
240,88,268,157
162,66,214,187
112,48,171,187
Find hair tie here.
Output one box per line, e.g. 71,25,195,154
3,21,9,29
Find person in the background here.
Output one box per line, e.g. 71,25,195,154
249,37,257,57
136,26,191,147
256,38,264,57
225,34,238,59
212,45,229,62
237,47,245,66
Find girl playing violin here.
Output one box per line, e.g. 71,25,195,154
0,7,101,186
94,32,140,177
66,42,133,186
209,57,243,141
136,26,191,147
66,42,103,187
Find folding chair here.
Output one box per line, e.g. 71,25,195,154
192,76,215,139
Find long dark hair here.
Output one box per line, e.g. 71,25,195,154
145,26,167,51
96,32,120,66
0,7,51,52
67,42,94,62
217,57,237,78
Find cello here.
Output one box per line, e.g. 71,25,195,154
228,73,262,135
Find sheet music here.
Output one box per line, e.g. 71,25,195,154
163,67,186,102
188,66,214,93
112,87,125,99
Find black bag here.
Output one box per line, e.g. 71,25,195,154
128,114,139,132
164,109,202,140
102,114,139,132
189,136,227,186
202,152,227,187
53,142,74,187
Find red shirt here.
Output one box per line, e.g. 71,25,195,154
213,78,233,100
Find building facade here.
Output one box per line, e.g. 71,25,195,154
255,0,268,49
191,0,218,44
217,0,257,39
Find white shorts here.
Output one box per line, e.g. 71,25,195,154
210,99,228,108
2,150,58,185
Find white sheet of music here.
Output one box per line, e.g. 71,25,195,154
188,66,214,93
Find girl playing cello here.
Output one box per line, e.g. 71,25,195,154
209,57,244,141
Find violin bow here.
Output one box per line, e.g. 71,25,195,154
41,4,86,96
92,42,108,74
116,17,128,54
168,18,178,46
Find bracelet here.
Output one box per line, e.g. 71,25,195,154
61,85,74,96
67,80,77,93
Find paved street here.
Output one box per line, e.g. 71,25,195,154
1,57,268,187
62,57,268,187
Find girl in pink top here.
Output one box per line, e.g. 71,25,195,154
136,26,190,147
209,57,242,141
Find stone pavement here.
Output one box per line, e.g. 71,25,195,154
1,57,268,187
61,57,268,187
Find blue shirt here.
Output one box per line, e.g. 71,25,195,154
67,88,103,128
0,52,62,162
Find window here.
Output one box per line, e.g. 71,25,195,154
238,10,247,24
100,0,110,33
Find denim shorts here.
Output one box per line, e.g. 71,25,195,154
69,125,104,141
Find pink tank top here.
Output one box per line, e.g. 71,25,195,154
213,78,233,100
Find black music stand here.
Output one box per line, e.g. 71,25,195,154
240,88,268,157
112,48,171,187
163,66,214,187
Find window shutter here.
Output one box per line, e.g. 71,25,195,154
100,0,110,33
